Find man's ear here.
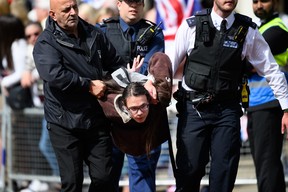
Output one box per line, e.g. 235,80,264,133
49,10,56,21
117,0,122,11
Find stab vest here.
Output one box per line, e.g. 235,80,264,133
101,17,155,66
185,9,256,95
259,17,288,66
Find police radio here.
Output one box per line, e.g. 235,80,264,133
240,75,250,109
136,21,163,46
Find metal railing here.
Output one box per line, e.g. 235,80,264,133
1,97,287,192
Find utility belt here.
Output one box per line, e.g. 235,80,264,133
183,90,237,102
173,82,239,105
182,90,214,104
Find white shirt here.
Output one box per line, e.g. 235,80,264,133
2,38,27,88
173,10,288,109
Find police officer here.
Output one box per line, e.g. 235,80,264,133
98,0,164,75
97,0,165,191
247,0,288,191
172,0,288,191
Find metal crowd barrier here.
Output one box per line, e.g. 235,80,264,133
1,97,288,192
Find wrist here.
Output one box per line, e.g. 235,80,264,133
147,74,155,83
89,82,93,93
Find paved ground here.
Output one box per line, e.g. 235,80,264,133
233,185,258,192
153,146,288,192
156,184,288,192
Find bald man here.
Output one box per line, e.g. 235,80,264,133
33,0,128,191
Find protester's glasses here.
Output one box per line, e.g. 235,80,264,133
127,103,149,114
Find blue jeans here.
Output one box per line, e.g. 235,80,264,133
111,145,161,192
39,118,59,176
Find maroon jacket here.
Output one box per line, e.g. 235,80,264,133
99,52,173,155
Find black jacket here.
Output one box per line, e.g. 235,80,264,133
33,16,125,129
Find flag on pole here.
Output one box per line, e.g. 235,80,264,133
155,0,202,41
154,0,203,66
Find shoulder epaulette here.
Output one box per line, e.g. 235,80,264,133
102,17,119,24
186,16,196,27
195,8,211,16
186,8,211,27
98,22,106,27
143,19,156,26
235,13,257,29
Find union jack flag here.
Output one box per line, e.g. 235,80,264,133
155,0,202,40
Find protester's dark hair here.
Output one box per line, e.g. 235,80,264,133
122,82,151,106
0,14,25,69
103,76,124,95
122,82,154,155
148,52,172,107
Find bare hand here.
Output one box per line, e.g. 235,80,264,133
282,112,288,138
127,55,144,73
89,80,106,99
144,80,158,104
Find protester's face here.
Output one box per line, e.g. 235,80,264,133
213,0,238,18
25,24,42,45
125,95,149,123
117,0,144,25
252,0,275,20
49,0,79,33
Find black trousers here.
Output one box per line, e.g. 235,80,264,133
175,99,242,192
48,122,114,192
247,106,286,192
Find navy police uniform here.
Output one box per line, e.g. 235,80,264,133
173,9,257,192
98,16,164,75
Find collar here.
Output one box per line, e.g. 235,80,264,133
119,17,141,33
211,9,235,31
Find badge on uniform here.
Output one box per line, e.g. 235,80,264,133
137,45,148,52
223,40,238,48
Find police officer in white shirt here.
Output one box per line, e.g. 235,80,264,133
172,0,288,191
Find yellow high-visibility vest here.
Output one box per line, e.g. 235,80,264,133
259,17,288,66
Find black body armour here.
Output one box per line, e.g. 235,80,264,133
101,17,156,66
184,9,256,95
